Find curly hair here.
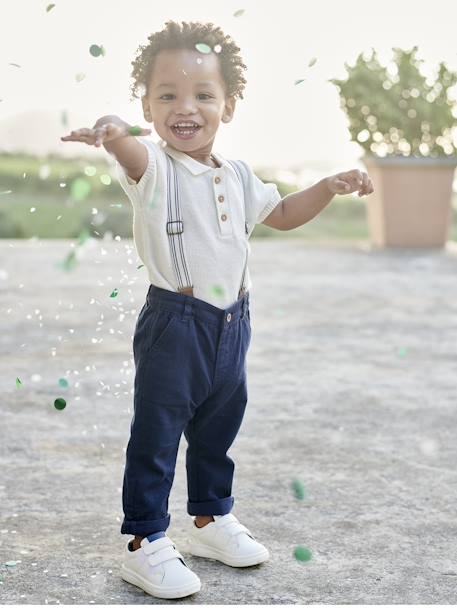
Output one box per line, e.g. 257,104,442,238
129,20,247,102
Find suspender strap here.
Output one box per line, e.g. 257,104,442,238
165,154,194,294
227,160,250,296
164,152,249,300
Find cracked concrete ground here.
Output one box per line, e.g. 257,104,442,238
1,237,457,604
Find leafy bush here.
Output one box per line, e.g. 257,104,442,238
329,46,457,157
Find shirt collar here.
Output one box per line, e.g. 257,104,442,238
158,138,236,177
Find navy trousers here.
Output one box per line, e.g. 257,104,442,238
121,284,251,537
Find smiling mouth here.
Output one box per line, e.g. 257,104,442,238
170,124,202,138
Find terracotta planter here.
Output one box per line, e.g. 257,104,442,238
362,155,457,248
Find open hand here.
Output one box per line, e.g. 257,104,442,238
60,123,151,147
325,169,374,197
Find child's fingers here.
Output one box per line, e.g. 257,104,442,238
334,180,350,192
93,125,108,146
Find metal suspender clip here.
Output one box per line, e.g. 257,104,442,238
166,220,184,235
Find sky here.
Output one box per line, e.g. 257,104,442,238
1,0,457,178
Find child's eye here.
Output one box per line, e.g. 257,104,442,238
159,93,213,100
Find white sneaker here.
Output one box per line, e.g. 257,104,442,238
188,513,270,567
121,534,201,599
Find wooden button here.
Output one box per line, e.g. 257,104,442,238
215,176,221,184
218,195,224,202
221,214,227,221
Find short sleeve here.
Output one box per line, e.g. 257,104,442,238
115,137,157,206
236,160,282,226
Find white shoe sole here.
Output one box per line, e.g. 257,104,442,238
189,541,270,567
121,564,201,599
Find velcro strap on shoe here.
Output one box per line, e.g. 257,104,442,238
147,545,184,567
142,536,175,555
224,522,251,537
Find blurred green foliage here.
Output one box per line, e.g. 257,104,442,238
329,46,457,158
1,152,456,241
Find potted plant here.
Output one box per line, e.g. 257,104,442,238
329,46,457,248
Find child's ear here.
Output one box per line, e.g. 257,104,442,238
222,96,236,123
141,96,153,123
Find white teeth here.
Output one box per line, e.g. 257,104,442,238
173,123,199,128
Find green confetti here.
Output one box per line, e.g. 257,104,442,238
60,250,77,272
16,377,22,389
211,285,225,297
54,398,67,410
46,3,55,11
110,288,119,298
398,347,408,357
84,165,96,176
294,79,305,85
294,546,312,562
77,229,90,246
128,125,142,136
75,72,86,82
137,264,144,269
5,560,18,567
110,203,123,208
233,9,245,17
70,177,91,202
291,479,306,500
89,44,105,57
58,378,69,389
308,57,317,67
195,43,212,54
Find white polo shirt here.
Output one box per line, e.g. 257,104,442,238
115,137,282,309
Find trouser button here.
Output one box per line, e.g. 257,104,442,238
226,313,231,322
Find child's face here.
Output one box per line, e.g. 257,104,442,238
142,48,236,156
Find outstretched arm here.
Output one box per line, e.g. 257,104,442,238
61,114,151,183
278,169,374,231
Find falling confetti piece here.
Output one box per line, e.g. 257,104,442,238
294,546,312,562
195,43,212,54
128,125,142,136
291,479,306,500
137,264,144,269
110,289,119,298
308,57,317,67
110,203,123,208
30,207,36,213
89,44,105,57
0,190,12,195
54,398,66,410
100,174,111,185
294,79,306,85
77,229,90,246
16,377,22,389
233,9,245,17
5,561,18,567
60,250,77,272
84,165,96,176
46,3,55,11
398,347,408,357
211,285,225,297
75,73,86,82
70,177,91,201
9,63,21,68
213,44,222,54
58,378,69,389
